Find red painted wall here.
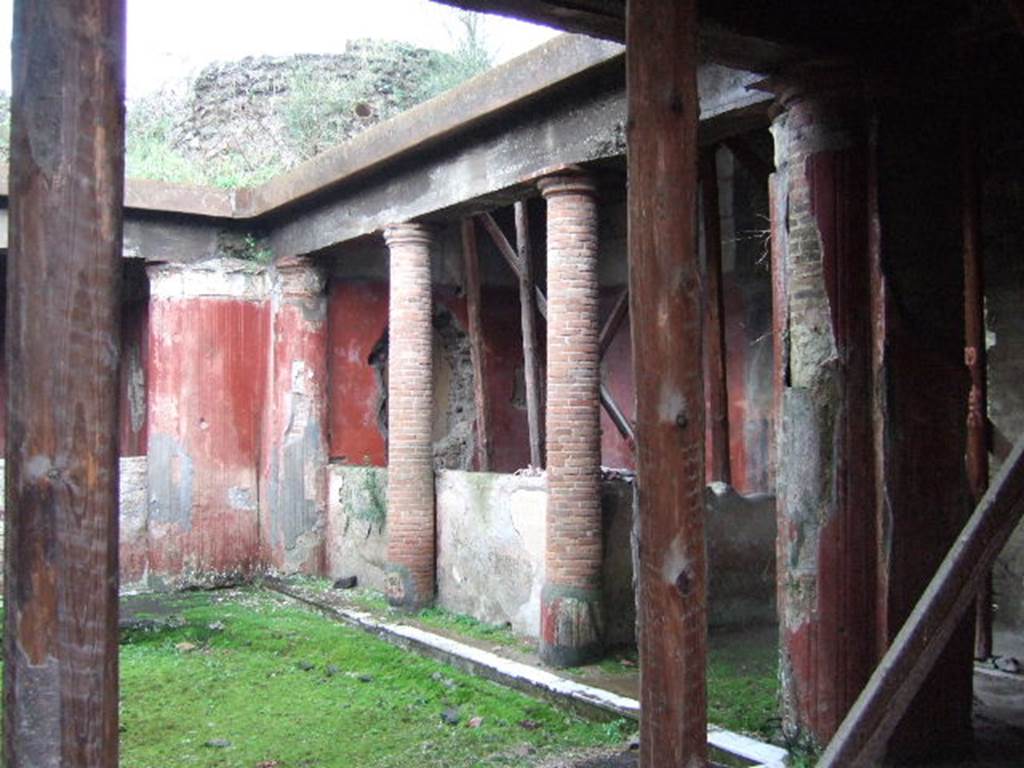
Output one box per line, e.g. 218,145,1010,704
480,286,532,472
600,289,636,470
327,280,532,472
140,297,268,581
327,280,389,466
261,283,328,573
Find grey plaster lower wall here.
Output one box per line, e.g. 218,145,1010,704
326,464,777,643
326,465,390,592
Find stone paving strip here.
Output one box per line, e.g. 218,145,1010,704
266,580,788,768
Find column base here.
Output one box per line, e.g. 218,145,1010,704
539,584,604,668
385,563,432,611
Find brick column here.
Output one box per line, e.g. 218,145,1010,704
383,223,435,610
261,258,329,574
538,172,604,667
771,79,877,746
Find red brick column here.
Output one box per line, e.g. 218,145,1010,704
260,258,329,575
771,80,878,747
383,223,436,610
537,172,604,667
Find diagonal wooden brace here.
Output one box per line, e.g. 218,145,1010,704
819,434,1024,767
477,208,633,445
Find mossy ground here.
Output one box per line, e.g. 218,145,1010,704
118,589,631,768
279,578,780,741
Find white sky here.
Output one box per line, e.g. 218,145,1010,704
0,0,560,97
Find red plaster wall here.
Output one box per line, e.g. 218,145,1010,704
141,297,268,580
260,283,328,574
480,285,532,473
327,280,532,472
599,290,636,470
327,280,389,466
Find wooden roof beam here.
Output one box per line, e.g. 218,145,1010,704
431,0,800,72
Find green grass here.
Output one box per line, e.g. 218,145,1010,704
118,589,630,768
283,579,780,740
706,630,779,739
578,632,779,740
290,579,533,653
411,607,532,652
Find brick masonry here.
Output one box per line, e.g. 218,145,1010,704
537,172,604,667
383,223,436,609
771,83,877,747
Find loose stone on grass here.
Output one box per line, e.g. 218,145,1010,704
441,707,461,726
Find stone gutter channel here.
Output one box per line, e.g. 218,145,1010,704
264,579,789,768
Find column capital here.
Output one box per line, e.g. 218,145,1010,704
536,169,598,200
757,61,865,111
383,222,435,248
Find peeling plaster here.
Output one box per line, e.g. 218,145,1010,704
147,433,195,529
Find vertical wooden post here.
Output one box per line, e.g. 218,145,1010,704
461,219,491,471
514,202,544,468
962,94,992,660
627,0,707,765
4,1,125,765
701,148,733,485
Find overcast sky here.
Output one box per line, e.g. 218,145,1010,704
0,0,560,97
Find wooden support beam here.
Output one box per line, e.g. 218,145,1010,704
627,0,707,765
600,382,635,446
431,0,801,73
598,287,630,360
4,1,125,765
962,90,992,661
462,218,491,471
478,211,523,277
514,202,545,468
701,148,732,485
476,211,548,318
819,435,1024,767
481,207,631,449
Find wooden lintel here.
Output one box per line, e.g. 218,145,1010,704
598,287,630,360
461,218,491,471
431,0,802,73
514,201,545,468
819,435,1024,767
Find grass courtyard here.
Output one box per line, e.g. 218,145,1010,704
118,589,632,768
0,584,783,766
